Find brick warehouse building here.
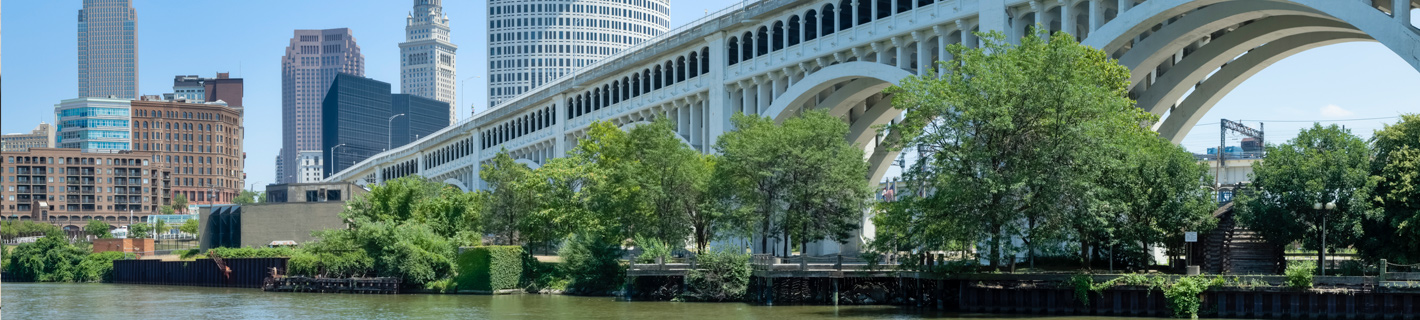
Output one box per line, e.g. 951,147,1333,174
128,97,245,205
1,148,172,229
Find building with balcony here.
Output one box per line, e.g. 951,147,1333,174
1,148,172,229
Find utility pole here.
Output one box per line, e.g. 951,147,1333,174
1217,119,1264,200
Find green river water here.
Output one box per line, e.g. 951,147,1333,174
1,283,1223,320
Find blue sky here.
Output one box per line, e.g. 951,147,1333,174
3,1,1418,187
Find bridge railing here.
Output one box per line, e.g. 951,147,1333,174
488,0,767,112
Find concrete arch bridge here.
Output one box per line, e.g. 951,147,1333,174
327,0,1419,205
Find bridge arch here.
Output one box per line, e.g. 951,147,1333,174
1080,0,1420,141
763,61,914,183
442,178,469,192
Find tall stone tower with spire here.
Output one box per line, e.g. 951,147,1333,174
399,0,458,123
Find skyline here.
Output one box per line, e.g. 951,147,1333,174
2,1,1418,188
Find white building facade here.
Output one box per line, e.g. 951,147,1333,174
400,0,458,122
297,150,325,183
78,0,139,100
485,0,671,108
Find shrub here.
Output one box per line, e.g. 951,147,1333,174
287,250,373,278
1285,261,1315,289
206,247,297,258
77,251,134,282
634,236,671,264
1069,274,1095,305
1164,276,1211,319
456,246,524,292
559,233,625,295
682,247,751,301
521,251,568,293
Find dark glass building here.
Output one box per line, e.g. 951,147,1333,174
390,94,450,147
322,74,391,178
321,74,451,178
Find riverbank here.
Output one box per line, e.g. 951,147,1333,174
2,282,1239,320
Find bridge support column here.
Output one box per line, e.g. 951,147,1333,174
1089,0,1104,33
1117,0,1133,13
979,0,1008,34
1059,0,1076,39
1396,0,1412,24
756,77,770,115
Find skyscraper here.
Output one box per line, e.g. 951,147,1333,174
485,0,670,108
280,29,364,184
78,0,139,99
321,74,450,179
399,0,458,123
53,97,133,152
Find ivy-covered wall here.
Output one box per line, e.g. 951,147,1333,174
456,246,523,292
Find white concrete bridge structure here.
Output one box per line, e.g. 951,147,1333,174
328,0,1419,195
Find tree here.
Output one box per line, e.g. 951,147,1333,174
480,151,538,245
621,120,721,252
233,190,264,206
179,218,200,237
154,220,169,238
1357,114,1420,263
172,194,189,213
85,220,113,239
1236,124,1372,272
128,222,151,239
715,110,873,256
160,205,175,215
882,28,1159,267
343,176,482,246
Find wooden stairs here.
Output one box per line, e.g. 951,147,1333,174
1202,203,1283,275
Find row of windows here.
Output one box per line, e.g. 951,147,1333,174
726,0,940,65
491,16,664,36
492,29,651,46
58,107,129,118
566,47,712,119
5,157,147,166
490,1,669,22
491,44,626,62
422,137,475,170
60,119,129,129
136,109,227,122
483,106,556,150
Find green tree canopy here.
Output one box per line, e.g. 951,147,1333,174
172,194,189,212
128,222,151,239
85,220,113,239
714,110,872,256
179,218,200,236
234,190,264,206
1357,114,1420,263
479,151,538,245
1236,124,1372,266
880,28,1210,268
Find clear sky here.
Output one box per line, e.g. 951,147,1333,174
3,1,1418,187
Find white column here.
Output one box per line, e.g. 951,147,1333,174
979,0,1008,34
1031,1,1046,40
1396,0,1412,24
1117,0,1132,13
740,82,754,114
914,32,929,75
1089,0,1103,33
756,77,770,115
851,1,861,28
1059,0,1075,38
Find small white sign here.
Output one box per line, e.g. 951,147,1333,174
1185,232,1198,243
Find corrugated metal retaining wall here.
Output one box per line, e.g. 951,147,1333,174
113,258,288,288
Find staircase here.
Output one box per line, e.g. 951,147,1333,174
1202,203,1283,275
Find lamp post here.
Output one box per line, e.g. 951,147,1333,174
460,75,480,118
387,113,406,150
1313,201,1337,276
330,144,347,179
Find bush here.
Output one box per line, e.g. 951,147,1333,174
287,249,373,278
1164,276,1211,319
77,251,134,282
559,233,625,295
1286,262,1315,289
634,236,672,264
681,247,751,301
456,246,524,292
206,247,297,258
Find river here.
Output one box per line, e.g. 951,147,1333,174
3,283,1207,320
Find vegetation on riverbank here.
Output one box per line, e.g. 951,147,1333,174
3,230,133,282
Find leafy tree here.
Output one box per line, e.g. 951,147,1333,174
1098,134,1217,266
172,194,189,213
179,218,200,236
715,110,872,256
480,150,539,245
154,220,169,237
6,230,86,282
85,220,113,239
160,205,175,215
128,222,151,239
233,190,264,206
882,28,1158,267
622,120,720,252
558,233,625,295
343,176,482,245
1357,114,1420,263
1236,124,1372,271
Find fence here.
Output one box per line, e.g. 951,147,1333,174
113,258,288,288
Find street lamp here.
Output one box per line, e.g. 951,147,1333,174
330,144,347,179
1313,201,1337,276
460,75,480,118
387,113,406,150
